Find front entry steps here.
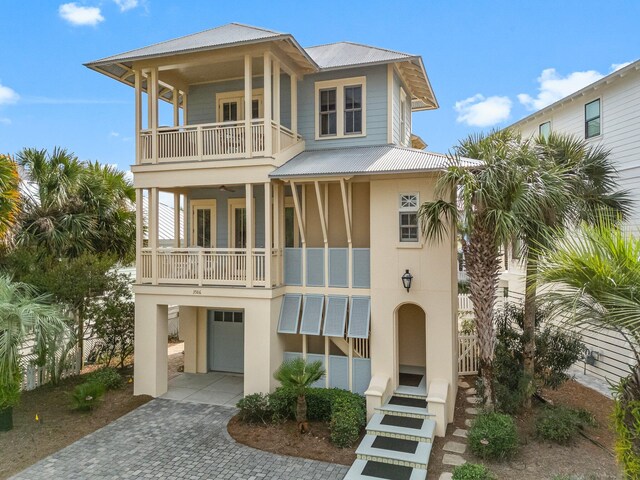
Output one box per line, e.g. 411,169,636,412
344,383,434,480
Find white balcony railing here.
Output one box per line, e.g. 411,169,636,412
139,119,301,164
140,247,274,287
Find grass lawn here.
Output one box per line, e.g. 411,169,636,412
0,367,151,480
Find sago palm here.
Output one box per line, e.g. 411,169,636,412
538,222,640,477
0,275,67,430
273,358,324,432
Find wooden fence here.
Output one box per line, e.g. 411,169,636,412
458,334,480,375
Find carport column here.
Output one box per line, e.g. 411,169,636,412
150,187,159,284
134,299,168,397
179,306,198,373
245,183,254,287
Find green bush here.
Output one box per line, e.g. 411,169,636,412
86,367,124,390
452,463,495,480
329,396,366,448
236,393,274,424
69,381,105,411
613,396,640,477
271,387,364,422
468,412,518,460
535,406,597,444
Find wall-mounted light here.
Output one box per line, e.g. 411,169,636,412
401,269,413,292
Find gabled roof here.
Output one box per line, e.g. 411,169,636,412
306,41,414,69
269,145,480,178
510,59,640,128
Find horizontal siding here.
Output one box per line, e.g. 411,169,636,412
298,65,389,150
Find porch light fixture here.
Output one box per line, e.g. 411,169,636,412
401,269,413,292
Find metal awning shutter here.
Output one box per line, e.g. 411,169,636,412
299,295,324,335
322,295,348,337
347,296,371,339
277,294,302,334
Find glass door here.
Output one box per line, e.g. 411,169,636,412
191,200,216,248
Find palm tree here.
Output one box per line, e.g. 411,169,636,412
538,222,640,477
273,358,325,433
517,133,630,406
419,129,566,405
0,154,20,247
0,275,67,431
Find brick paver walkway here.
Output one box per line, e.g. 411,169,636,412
11,399,349,480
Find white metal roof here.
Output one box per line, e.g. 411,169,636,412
270,145,480,178
306,41,414,69
510,59,640,129
142,196,182,241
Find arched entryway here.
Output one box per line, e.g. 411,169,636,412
397,303,427,391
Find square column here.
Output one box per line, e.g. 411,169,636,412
134,298,168,397
244,54,253,157
263,53,272,156
245,183,254,287
179,306,198,373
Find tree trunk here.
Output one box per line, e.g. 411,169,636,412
522,247,538,408
465,222,500,406
296,394,308,433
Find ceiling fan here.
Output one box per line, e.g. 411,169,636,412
218,185,235,193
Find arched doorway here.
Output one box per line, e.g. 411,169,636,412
397,303,427,390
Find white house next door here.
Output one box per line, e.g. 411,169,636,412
207,310,244,374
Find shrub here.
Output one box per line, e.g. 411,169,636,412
236,393,274,424
271,387,364,422
86,367,124,390
69,381,105,411
452,463,495,480
330,396,366,448
535,406,597,444
468,412,518,460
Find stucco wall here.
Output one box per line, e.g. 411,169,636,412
398,303,426,368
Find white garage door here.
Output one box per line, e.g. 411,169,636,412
208,310,244,373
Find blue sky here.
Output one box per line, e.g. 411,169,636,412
1,0,639,173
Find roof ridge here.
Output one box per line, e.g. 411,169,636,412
305,40,414,58
228,22,284,35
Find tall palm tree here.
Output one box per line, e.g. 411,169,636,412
0,154,21,247
538,222,640,477
419,129,566,405
274,358,325,433
517,133,630,406
0,275,67,431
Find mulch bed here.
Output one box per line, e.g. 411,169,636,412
428,376,621,479
227,415,359,466
0,367,151,480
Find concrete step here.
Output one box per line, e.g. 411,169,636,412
356,434,432,469
394,385,427,399
343,459,427,480
366,413,436,442
376,403,433,419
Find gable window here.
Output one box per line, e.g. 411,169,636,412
319,88,337,136
399,193,419,243
585,99,601,138
539,121,551,139
344,85,362,134
315,76,367,139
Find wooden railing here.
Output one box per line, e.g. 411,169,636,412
138,119,301,164
140,247,275,287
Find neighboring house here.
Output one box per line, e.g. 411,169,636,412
86,25,465,471
505,60,640,387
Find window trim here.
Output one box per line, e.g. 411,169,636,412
227,197,256,248
215,89,264,123
314,76,367,140
398,192,420,243
584,98,601,139
190,199,217,248
538,121,551,138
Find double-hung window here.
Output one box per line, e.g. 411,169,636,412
585,99,601,138
315,76,366,139
399,193,419,243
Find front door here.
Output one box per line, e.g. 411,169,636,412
191,200,216,248
208,310,244,373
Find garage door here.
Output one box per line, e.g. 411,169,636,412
207,310,244,373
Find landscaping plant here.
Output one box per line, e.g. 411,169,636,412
468,412,519,460
69,381,106,411
452,463,496,480
535,406,597,444
237,393,274,424
86,367,124,390
329,395,366,448
273,358,325,433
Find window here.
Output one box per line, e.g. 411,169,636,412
319,88,337,136
399,193,419,243
213,311,243,323
315,76,366,139
539,121,551,139
222,101,238,122
344,85,362,134
216,89,263,122
190,200,216,248
585,99,601,138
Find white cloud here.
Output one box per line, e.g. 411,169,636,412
454,94,512,127
58,3,104,26
109,131,120,137
611,62,632,72
0,83,19,105
0,118,11,125
518,68,604,111
113,0,139,11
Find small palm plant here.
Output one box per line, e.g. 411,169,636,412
273,358,325,433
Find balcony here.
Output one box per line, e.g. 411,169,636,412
139,120,302,164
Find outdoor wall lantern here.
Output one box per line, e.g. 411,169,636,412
401,269,413,292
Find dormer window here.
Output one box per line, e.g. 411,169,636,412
315,76,367,139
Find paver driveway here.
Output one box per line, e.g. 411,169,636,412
11,399,349,480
